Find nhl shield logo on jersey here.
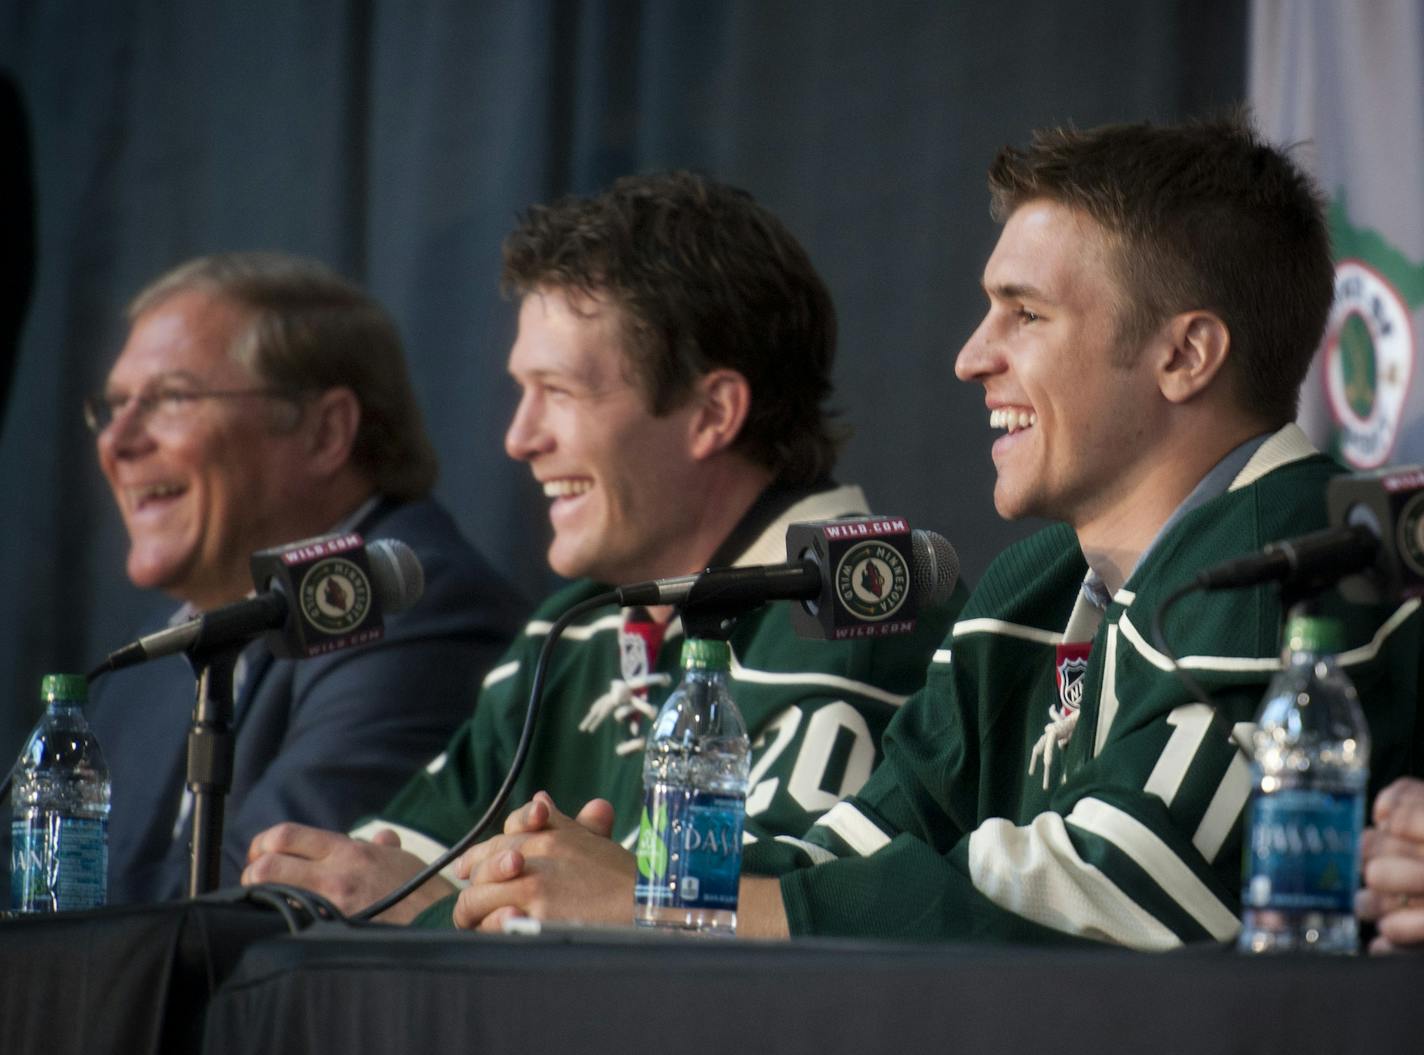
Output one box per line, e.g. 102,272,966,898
834,540,909,620
299,557,371,633
620,628,651,683
1059,649,1087,714
1323,260,1415,469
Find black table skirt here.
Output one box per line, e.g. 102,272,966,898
203,925,1424,1055
0,899,290,1055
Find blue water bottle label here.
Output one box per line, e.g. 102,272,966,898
1242,788,1362,913
10,815,108,912
635,784,745,911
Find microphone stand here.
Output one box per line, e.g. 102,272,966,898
184,640,243,898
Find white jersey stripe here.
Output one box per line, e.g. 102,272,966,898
952,617,1064,647
1117,614,1279,674
1336,599,1421,666
815,801,892,856
347,819,468,889
1066,797,1240,942
932,648,953,664
481,659,520,689
968,813,1180,949
729,654,911,708
524,613,624,640
525,605,932,709
1093,626,1121,758
1119,599,1419,675
772,834,839,865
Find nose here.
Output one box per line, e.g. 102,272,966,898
97,396,156,462
954,312,1002,384
504,387,552,462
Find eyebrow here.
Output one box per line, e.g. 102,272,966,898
104,369,206,394
985,281,1053,304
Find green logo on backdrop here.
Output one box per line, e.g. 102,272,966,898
1321,198,1424,469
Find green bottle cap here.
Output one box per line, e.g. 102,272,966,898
1283,616,1344,655
680,638,732,670
41,673,88,703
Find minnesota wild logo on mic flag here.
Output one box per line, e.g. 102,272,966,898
1251,0,1424,468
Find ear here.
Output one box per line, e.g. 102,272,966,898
300,386,362,477
686,368,752,461
1156,311,1231,405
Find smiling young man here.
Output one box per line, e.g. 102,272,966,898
84,253,523,903
448,117,1424,948
241,172,963,923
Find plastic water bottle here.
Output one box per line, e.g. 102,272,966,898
9,674,111,913
1238,614,1369,953
635,637,749,934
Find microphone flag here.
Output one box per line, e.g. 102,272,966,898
250,532,385,658
786,516,919,640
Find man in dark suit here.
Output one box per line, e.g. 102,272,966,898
84,252,524,903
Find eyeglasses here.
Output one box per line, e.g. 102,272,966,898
83,384,303,434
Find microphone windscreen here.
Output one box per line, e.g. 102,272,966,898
911,529,959,606
367,538,425,613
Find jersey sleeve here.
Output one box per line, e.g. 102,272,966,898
349,645,532,881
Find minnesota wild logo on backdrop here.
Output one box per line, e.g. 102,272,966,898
1323,199,1424,469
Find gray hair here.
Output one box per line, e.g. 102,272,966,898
130,252,438,500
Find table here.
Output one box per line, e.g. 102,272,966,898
203,923,1424,1055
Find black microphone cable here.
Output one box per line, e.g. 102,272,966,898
348,589,618,922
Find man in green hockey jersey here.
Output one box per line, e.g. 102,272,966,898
241,171,963,924
449,115,1424,948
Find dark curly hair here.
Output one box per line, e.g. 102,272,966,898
502,171,842,485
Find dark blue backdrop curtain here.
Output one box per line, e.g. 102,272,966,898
0,1,1245,765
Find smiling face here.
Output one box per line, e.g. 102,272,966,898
504,288,710,585
97,289,316,610
954,199,1166,533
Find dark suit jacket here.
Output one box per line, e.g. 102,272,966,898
86,497,525,904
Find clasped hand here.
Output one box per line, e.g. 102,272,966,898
451,791,637,932
1357,776,1424,952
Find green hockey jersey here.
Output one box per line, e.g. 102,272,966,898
748,427,1424,948
353,484,966,924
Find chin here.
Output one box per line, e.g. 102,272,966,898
124,549,188,594
546,546,590,582
991,491,1023,522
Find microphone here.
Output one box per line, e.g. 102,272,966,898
1193,465,1424,602
90,534,424,677
1192,524,1379,594
616,516,959,640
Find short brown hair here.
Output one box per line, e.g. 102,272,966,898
130,252,438,500
987,113,1333,425
501,171,842,485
